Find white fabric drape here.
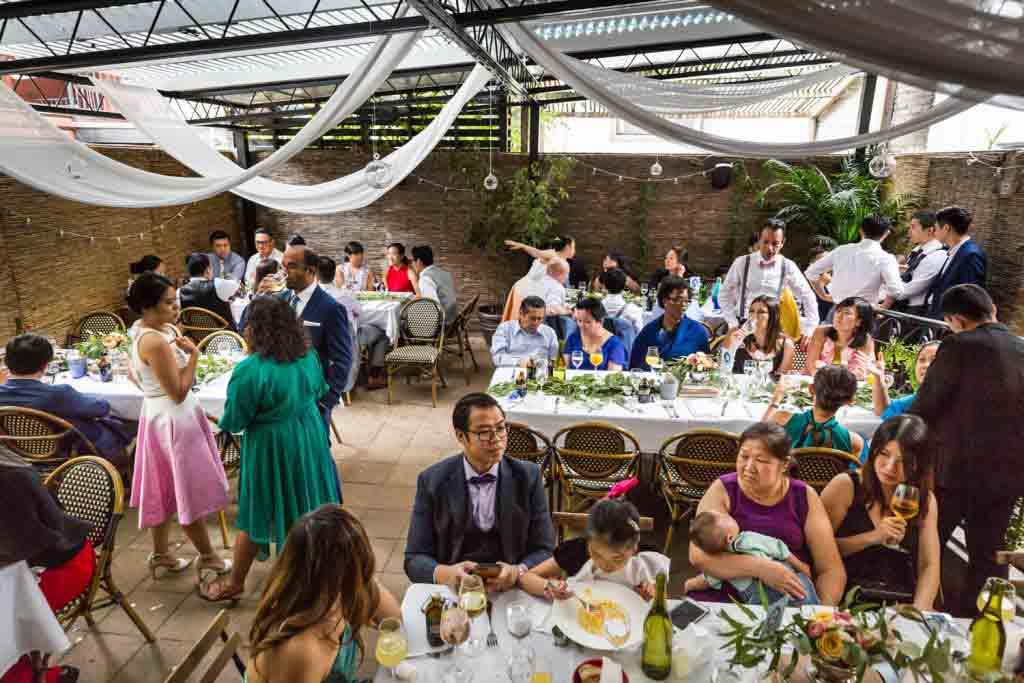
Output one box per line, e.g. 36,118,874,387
93,65,490,213
704,0,1024,110
0,29,418,208
502,21,977,157
565,60,858,113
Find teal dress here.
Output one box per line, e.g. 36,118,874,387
220,351,341,555
246,627,357,683
784,409,853,454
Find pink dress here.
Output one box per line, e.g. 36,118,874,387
819,337,870,380
129,324,228,528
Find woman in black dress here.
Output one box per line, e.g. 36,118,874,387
728,295,795,377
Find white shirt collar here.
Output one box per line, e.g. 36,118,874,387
859,238,882,250
920,239,943,254
604,292,625,303
463,457,499,481
947,236,970,257
294,281,318,305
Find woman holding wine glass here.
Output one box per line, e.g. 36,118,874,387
727,295,795,377
802,297,875,380
820,415,941,611
562,298,627,371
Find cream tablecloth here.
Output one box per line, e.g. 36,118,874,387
355,294,411,346
0,561,71,678
59,371,231,421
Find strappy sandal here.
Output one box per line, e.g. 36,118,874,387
196,554,233,584
146,552,195,580
198,575,243,605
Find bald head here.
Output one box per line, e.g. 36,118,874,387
547,257,570,284
283,243,319,291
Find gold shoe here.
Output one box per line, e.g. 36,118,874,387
197,554,233,584
146,552,195,580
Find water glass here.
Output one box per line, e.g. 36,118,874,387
507,648,533,683
534,357,548,390
571,351,584,370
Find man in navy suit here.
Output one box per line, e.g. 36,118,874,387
925,206,987,319
0,334,134,467
247,244,353,435
405,393,555,590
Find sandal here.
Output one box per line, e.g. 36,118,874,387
147,552,195,580
196,554,234,583
198,575,243,605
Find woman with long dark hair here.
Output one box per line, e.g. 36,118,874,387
200,296,341,603
246,505,400,683
384,242,418,294
802,296,875,380
727,295,795,376
821,415,940,610
590,251,641,294
336,241,377,292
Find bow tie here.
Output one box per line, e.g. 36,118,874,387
468,473,496,486
759,260,775,269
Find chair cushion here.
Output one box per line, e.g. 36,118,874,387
385,346,441,364
659,465,710,501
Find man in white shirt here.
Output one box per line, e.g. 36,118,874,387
490,296,559,367
516,258,571,317
411,245,458,323
599,268,645,334
244,228,284,290
805,215,905,311
720,219,820,337
883,211,945,316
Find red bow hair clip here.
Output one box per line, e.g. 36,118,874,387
606,477,639,499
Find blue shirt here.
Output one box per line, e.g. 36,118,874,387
882,394,915,420
563,332,628,370
629,315,710,370
490,320,559,367
208,250,246,281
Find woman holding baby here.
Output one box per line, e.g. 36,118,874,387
687,422,846,605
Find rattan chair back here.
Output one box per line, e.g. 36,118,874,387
47,455,123,550
178,307,230,343
0,406,98,473
553,422,640,490
793,346,808,372
659,429,740,491
506,422,552,469
399,298,445,345
198,330,248,355
68,311,126,346
791,447,861,491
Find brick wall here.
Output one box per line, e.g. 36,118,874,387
0,146,240,340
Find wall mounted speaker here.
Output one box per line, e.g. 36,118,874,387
709,163,733,190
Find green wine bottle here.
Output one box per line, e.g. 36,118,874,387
642,572,672,680
969,578,1008,677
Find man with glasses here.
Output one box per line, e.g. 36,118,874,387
244,228,283,290
490,296,559,367
629,276,710,370
405,393,555,591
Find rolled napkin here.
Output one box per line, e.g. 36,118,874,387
394,661,417,681
599,657,622,683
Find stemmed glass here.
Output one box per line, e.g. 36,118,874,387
645,346,662,374
589,350,604,370
375,618,408,681
534,356,548,392
883,484,920,550
440,605,472,682
570,351,584,371
742,360,757,399
757,359,773,389
458,574,487,659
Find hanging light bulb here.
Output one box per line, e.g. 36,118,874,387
484,173,499,191
364,152,393,189
650,159,663,177
868,151,894,179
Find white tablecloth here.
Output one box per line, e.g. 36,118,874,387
491,369,882,452
230,298,248,325
359,300,404,346
0,561,71,677
378,588,971,683
60,371,231,421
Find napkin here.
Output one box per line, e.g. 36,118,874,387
394,662,418,681
599,657,622,683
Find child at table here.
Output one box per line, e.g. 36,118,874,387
519,479,669,601
684,510,819,606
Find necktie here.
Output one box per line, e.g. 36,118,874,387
468,473,496,486
288,291,300,311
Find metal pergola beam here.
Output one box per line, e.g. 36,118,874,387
0,0,156,20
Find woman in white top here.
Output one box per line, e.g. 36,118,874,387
334,241,376,291
126,272,231,581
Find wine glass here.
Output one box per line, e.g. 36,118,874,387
459,574,487,618
375,618,408,681
570,350,584,371
589,350,604,369
645,346,662,373
742,360,757,399
534,357,548,391
883,484,920,550
640,283,649,297
757,359,773,387
506,600,533,658
441,605,472,681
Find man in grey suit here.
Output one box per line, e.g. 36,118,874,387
405,393,555,591
411,245,457,324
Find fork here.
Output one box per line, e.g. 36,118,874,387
485,600,499,648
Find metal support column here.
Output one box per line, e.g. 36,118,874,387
528,101,540,168
232,130,259,256
854,74,878,162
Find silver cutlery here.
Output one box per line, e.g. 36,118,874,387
486,601,499,648
554,397,560,414
661,402,674,418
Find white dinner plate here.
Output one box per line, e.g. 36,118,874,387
549,580,649,651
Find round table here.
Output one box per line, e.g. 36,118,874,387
0,561,71,678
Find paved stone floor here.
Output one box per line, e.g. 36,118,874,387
58,336,697,682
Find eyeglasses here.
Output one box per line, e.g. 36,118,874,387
255,239,272,245
466,424,508,442
663,295,689,304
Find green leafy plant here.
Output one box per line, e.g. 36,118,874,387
877,338,923,392
758,157,920,249
489,372,633,410
74,332,128,360
633,180,657,268
723,160,755,263
195,354,237,385
1007,498,1024,551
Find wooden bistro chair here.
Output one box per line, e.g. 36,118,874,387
996,551,1024,597
385,298,446,407
198,330,248,356
65,310,126,347
709,335,728,353
164,609,245,683
44,456,155,642
178,307,231,345
0,406,103,478
506,422,555,511
552,422,640,515
792,345,809,373
552,511,654,541
207,415,241,549
656,429,740,555
790,447,861,492
443,294,480,384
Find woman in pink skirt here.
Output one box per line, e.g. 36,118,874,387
126,272,231,581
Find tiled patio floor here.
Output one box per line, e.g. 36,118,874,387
58,336,697,682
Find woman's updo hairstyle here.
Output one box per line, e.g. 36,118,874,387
126,272,175,314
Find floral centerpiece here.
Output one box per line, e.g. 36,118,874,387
668,351,717,383
720,589,958,682
195,354,237,385
75,331,129,360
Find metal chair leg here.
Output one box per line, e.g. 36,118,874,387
431,366,438,408
108,577,156,642
386,370,393,405
464,328,479,371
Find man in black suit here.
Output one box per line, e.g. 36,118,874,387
909,284,1024,616
924,206,988,319
179,253,238,331
405,393,555,590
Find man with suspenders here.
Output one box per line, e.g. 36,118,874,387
719,218,820,339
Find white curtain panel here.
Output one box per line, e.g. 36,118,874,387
705,0,1024,110
502,21,977,157
100,65,491,213
0,29,419,208
565,60,859,113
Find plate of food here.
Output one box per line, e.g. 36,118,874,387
573,658,629,683
550,580,648,651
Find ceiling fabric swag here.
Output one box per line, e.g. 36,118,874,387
500,20,977,157
95,65,491,214
0,27,419,208
704,0,1024,109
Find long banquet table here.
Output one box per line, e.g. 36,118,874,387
378,586,974,683
56,369,231,421
491,368,883,453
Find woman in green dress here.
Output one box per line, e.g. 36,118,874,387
200,296,340,603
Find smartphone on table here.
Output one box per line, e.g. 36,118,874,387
670,599,710,630
473,563,502,579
